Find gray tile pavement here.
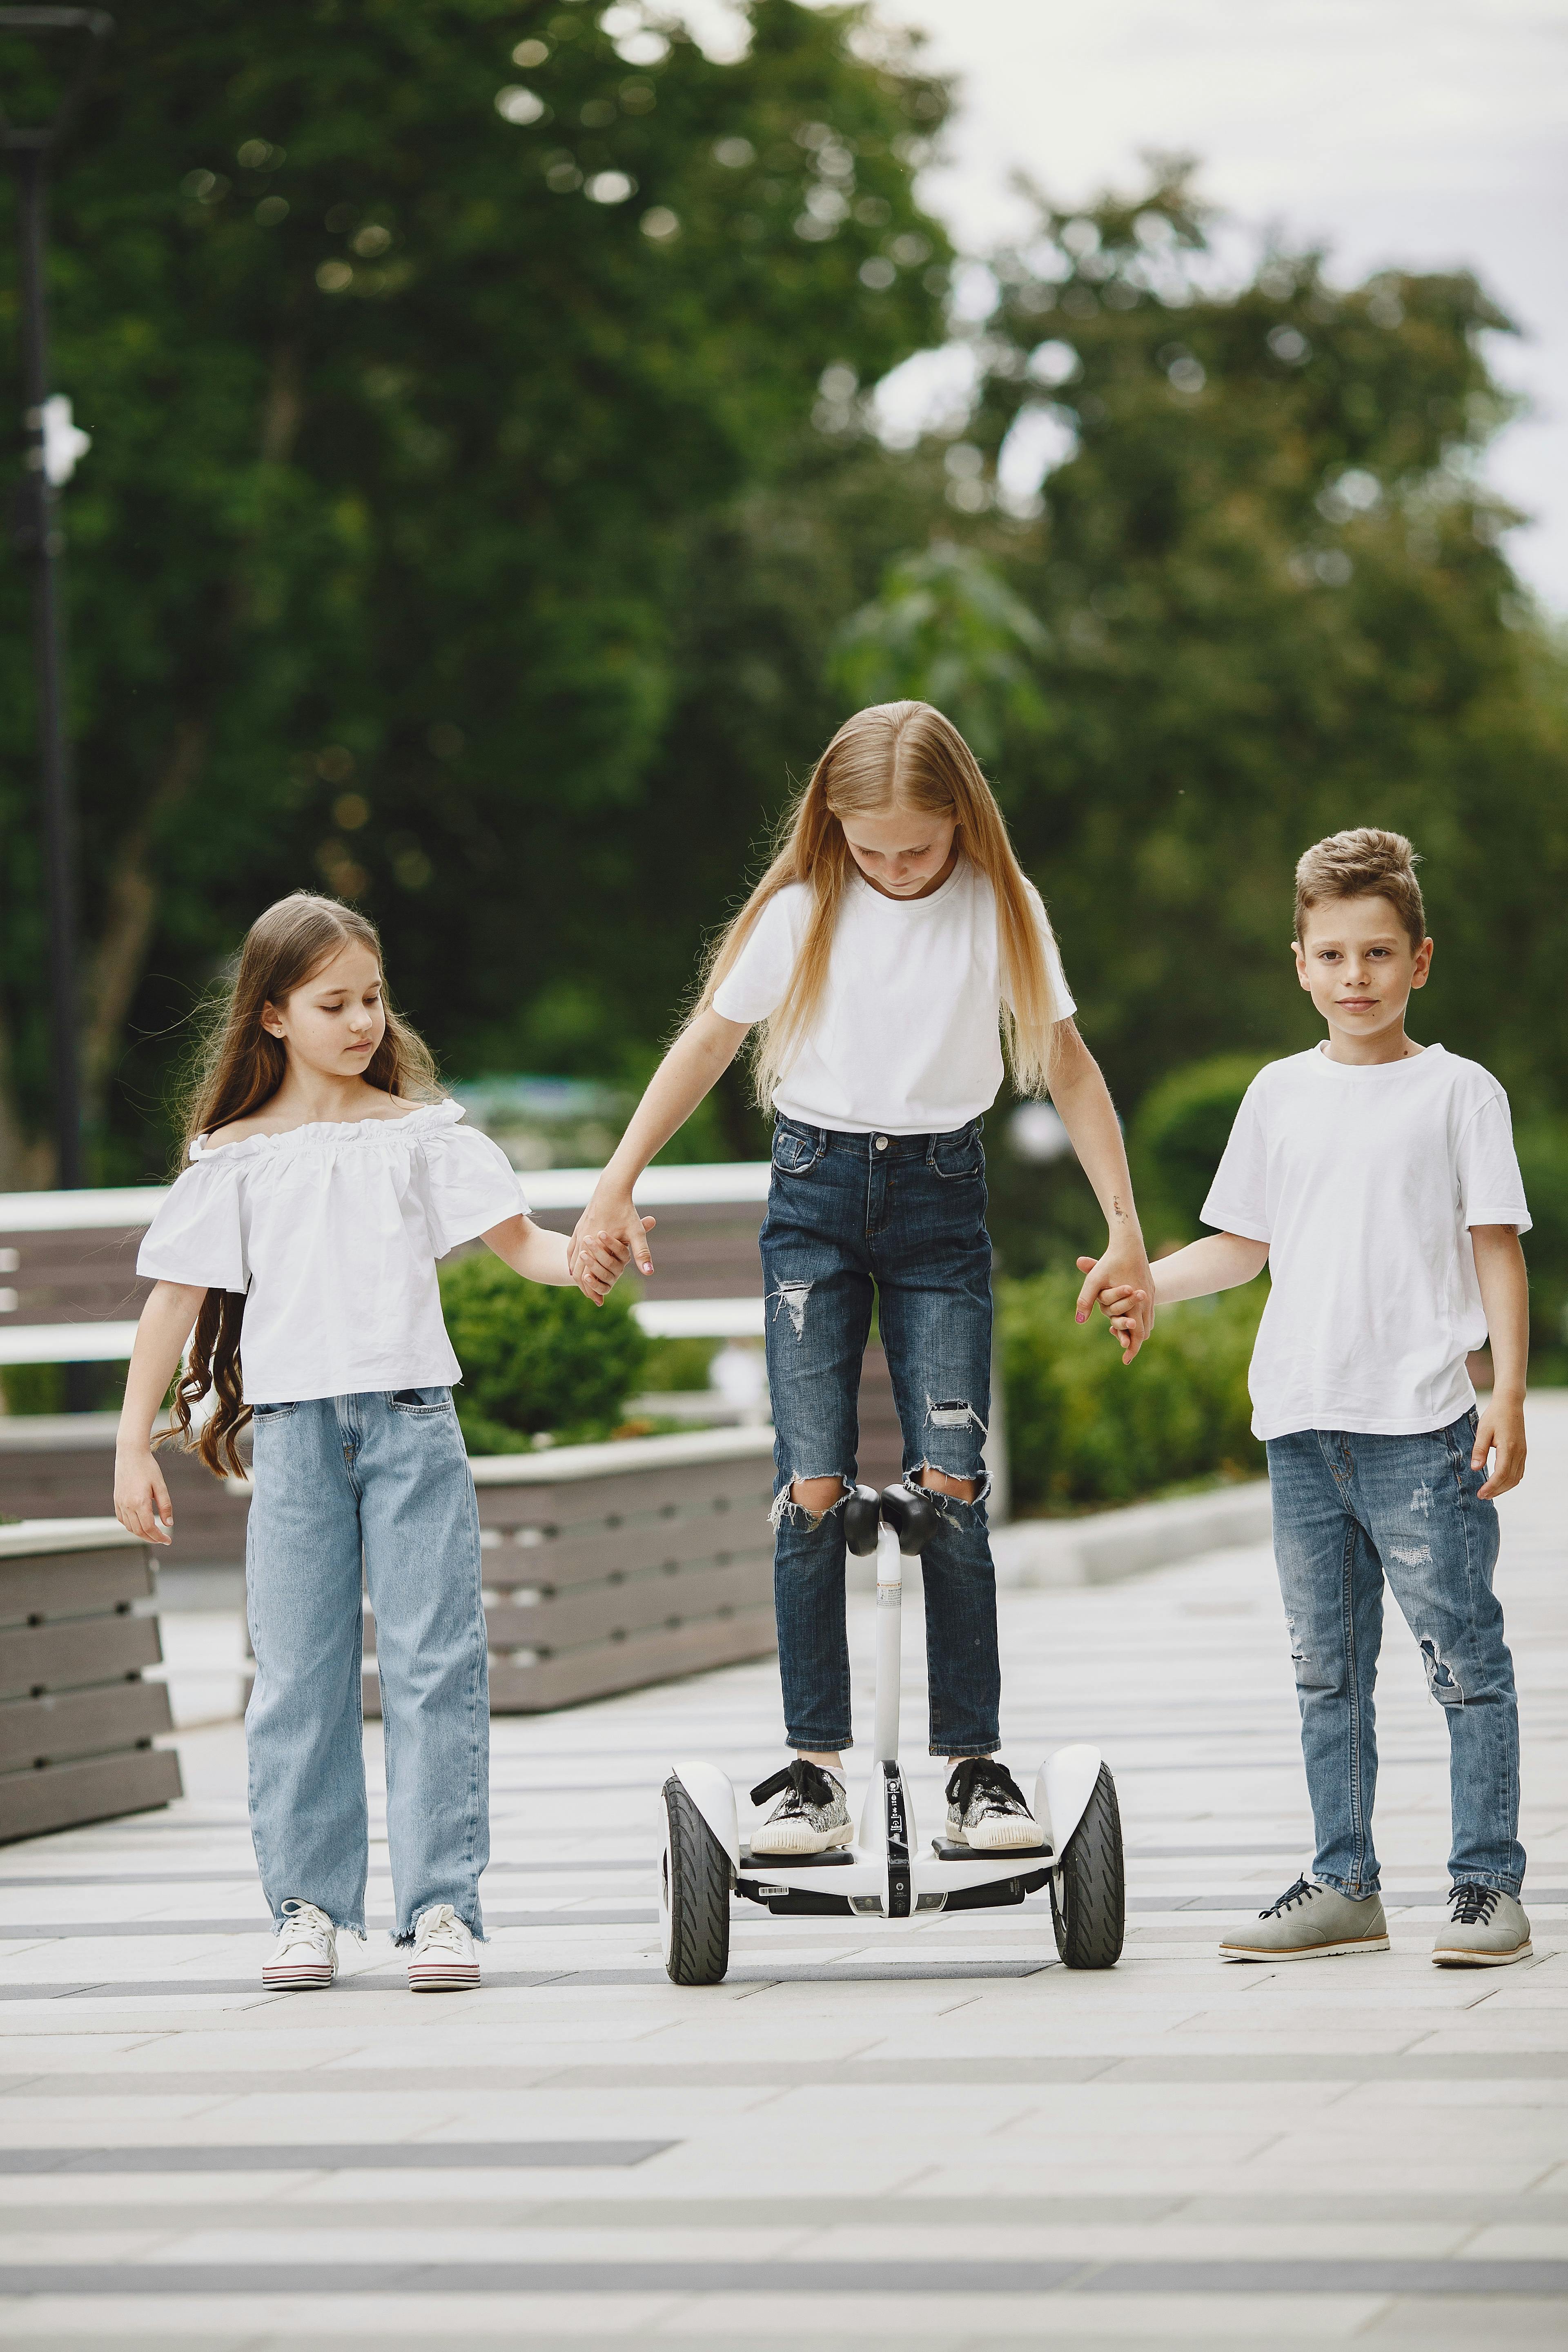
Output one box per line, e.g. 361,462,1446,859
1,1392,1565,2346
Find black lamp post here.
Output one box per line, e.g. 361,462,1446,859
0,7,111,1200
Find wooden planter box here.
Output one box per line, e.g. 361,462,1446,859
0,1519,183,1843
363,1425,778,1717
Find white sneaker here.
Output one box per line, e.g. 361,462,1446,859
944,1759,1042,1851
262,1898,337,1990
749,1760,853,1855
408,1903,481,1992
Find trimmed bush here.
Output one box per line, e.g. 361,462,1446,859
438,1252,649,1454
1129,1053,1272,1244
1517,1117,1568,1377
1001,1268,1264,1509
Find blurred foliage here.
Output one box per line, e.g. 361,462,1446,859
1517,1119,1568,1378
0,1360,125,1415
1127,1052,1271,1246
0,7,1564,1269
855,163,1568,1126
1002,1269,1264,1509
438,1248,648,1450
0,0,953,1178
832,540,1047,762
640,1332,722,1391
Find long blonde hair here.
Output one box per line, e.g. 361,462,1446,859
161,893,440,1477
696,702,1065,1105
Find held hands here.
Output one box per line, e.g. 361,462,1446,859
1075,1252,1154,1367
570,1211,657,1305
570,1188,657,1285
114,1449,175,1547
1474,1395,1526,1501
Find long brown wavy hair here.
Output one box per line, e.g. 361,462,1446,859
159,893,440,1477
693,701,1066,1105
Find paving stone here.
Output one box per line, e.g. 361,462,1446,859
1,1393,1564,2341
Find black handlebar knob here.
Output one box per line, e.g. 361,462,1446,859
843,1482,882,1557
880,1481,938,1556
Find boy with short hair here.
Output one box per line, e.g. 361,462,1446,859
1101,828,1533,1965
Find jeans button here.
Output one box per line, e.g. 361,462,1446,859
875,1135,888,1151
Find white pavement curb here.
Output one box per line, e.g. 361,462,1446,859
991,1480,1272,1588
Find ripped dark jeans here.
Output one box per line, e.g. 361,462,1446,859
761,1113,1000,1758
1268,1412,1523,1899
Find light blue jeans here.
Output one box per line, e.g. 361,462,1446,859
1267,1410,1523,1900
245,1388,489,1940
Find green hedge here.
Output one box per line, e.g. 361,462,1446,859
437,1253,649,1454
1517,1118,1568,1375
1128,1053,1270,1245
1001,1269,1265,1510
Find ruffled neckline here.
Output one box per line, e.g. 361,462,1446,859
191,1098,464,1165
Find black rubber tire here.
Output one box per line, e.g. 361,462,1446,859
1050,1762,1125,1969
660,1777,731,1986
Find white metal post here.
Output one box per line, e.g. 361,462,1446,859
872,1522,902,1762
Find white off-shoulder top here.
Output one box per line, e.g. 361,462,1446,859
136,1100,526,1405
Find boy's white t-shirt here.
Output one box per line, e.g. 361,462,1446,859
1202,1044,1531,1441
711,858,1074,1135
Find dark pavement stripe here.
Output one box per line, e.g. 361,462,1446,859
0,1961,1054,1999
0,2258,1563,2296
2,2142,673,2174
4,2051,1566,2092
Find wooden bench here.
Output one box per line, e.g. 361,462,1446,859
361,1425,780,1718
0,1519,183,1842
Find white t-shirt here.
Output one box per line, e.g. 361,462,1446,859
137,1100,525,1405
711,858,1075,1135
1202,1045,1531,1441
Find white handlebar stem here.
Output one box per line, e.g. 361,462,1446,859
873,1523,904,1762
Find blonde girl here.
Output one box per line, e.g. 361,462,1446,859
572,702,1151,1855
115,894,624,1993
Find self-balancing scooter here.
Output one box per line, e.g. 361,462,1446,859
659,1481,1125,1984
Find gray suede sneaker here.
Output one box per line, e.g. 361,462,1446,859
1432,1884,1532,1967
749,1760,852,1855
1220,1876,1390,1963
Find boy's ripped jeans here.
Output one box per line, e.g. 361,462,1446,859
761,1114,1001,1759
1268,1410,1524,1900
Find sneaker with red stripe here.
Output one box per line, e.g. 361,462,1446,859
262,1899,337,1990
408,1903,481,1991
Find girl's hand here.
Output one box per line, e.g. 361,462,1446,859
574,1227,648,1307
570,1192,656,1283
115,1448,174,1546
1075,1248,1154,1363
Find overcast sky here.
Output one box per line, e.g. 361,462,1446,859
849,0,1568,610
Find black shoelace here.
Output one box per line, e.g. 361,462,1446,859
750,1759,841,1812
945,1758,1029,1817
1258,1877,1319,1920
1449,1883,1500,1926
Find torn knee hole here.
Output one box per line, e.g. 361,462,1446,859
907,1463,991,1515
918,1466,981,1502
1419,1636,1466,1706
771,1474,851,1531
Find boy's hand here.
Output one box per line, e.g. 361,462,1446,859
1076,1258,1152,1366
1075,1241,1154,1362
1474,1395,1526,1500
115,1447,174,1546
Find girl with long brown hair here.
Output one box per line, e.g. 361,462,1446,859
572,701,1152,1856
115,893,625,1994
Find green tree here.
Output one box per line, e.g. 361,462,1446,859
0,0,953,1179
838,163,1568,1124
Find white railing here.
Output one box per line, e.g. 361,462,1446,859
0,1163,773,1361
